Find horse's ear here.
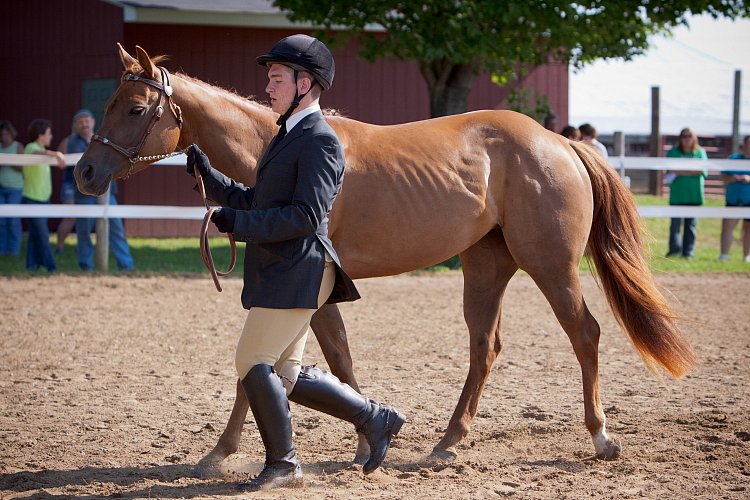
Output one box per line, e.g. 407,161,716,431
118,43,137,71
135,45,158,79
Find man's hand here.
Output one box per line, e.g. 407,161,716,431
186,144,213,178
211,208,236,233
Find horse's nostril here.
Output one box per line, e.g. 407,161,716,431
82,164,95,183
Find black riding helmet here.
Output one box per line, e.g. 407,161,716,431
257,34,335,126
257,34,335,90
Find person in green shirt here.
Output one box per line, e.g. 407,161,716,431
665,127,707,259
0,120,24,256
22,119,66,272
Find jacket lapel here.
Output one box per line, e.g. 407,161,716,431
257,112,323,173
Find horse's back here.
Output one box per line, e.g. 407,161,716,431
325,109,592,278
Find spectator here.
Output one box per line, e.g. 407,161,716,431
665,127,707,259
55,109,95,253
560,125,581,141
718,135,750,263
579,123,608,158
65,109,134,271
0,120,24,256
543,113,558,132
22,119,66,272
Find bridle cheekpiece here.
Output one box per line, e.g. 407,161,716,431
92,66,184,178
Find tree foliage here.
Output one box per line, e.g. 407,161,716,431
275,1,749,117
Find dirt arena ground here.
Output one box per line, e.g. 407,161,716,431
1,272,748,499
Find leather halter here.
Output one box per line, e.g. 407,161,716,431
92,66,183,177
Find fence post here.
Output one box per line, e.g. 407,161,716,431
95,184,110,271
649,86,661,195
732,69,741,156
613,131,630,189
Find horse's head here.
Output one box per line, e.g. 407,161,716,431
75,44,183,195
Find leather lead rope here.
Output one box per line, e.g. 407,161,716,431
191,150,236,292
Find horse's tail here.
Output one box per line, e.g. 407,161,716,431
570,141,697,378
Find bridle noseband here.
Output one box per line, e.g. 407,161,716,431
92,66,184,178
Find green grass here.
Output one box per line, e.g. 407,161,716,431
1,195,747,275
0,237,243,276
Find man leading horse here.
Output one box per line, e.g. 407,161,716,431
186,34,405,491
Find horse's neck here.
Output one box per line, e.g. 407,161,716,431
172,74,277,185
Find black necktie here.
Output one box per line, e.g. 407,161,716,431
270,124,287,151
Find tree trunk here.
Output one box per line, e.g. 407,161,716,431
419,60,477,117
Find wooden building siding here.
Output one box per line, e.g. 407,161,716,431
124,24,568,127
1,0,123,145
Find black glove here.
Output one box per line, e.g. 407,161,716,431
211,208,236,233
186,144,213,178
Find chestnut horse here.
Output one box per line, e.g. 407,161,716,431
76,45,697,472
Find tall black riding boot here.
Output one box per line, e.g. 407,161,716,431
289,365,405,474
237,364,303,492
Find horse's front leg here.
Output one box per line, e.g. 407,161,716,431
432,231,518,461
193,378,249,477
311,303,370,463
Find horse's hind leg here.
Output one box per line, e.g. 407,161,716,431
310,304,370,463
311,304,360,391
524,263,621,460
432,229,518,460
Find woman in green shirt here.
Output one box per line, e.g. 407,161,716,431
0,121,24,256
23,119,66,272
665,127,707,259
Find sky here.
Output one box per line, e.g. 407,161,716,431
569,14,750,136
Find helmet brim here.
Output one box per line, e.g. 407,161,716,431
256,57,331,90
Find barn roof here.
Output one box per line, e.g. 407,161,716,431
101,0,307,27
103,0,381,30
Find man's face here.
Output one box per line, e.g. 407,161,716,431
265,64,298,115
74,116,95,137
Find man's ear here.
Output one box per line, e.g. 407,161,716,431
297,76,314,95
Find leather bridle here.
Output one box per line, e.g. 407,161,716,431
92,66,184,178
92,65,235,290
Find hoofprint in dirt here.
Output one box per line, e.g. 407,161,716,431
0,272,748,499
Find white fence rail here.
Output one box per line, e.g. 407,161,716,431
1,154,749,220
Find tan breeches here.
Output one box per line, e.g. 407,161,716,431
235,260,335,394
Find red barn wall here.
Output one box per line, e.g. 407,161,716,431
1,0,123,145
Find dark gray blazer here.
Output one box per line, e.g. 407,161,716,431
202,111,360,309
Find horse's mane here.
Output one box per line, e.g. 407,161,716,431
123,58,347,118
177,71,274,113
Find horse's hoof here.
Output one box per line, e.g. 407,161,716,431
191,453,226,479
190,462,223,479
428,447,458,463
596,440,622,461
353,433,370,464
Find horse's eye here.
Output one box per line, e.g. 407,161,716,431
129,106,146,116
